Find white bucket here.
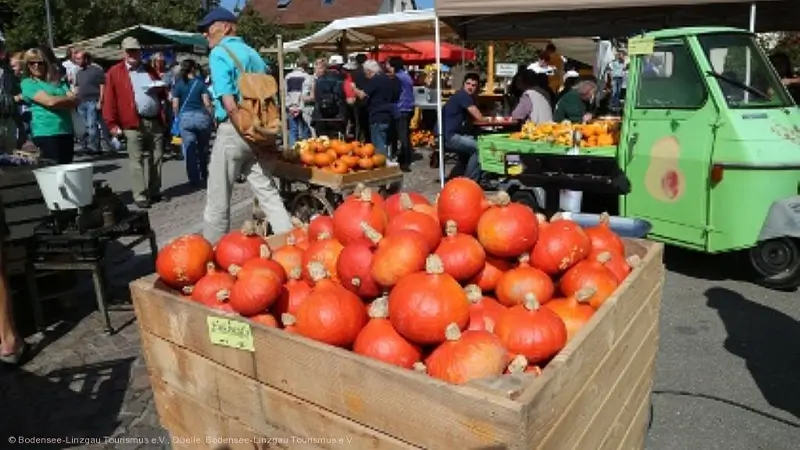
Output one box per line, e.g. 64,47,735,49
33,162,94,210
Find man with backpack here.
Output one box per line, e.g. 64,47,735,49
198,7,293,243
312,56,354,139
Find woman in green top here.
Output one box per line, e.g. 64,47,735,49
20,48,77,164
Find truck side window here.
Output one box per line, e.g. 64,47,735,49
636,41,707,109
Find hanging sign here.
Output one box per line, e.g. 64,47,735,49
496,63,518,77
627,37,655,55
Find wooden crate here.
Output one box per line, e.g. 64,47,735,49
131,236,664,450
1,166,50,275
273,160,403,190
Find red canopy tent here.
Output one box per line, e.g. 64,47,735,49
370,41,475,65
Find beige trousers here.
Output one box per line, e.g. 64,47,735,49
203,122,292,244
123,118,164,203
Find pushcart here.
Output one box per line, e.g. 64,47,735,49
256,160,404,223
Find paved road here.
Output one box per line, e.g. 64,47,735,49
0,148,797,449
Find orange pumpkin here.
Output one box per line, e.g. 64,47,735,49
358,157,375,170
329,160,349,174
314,152,335,167
372,154,387,167
358,143,376,157
299,149,315,165
341,154,360,168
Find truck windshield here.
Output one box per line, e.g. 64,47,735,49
697,33,793,109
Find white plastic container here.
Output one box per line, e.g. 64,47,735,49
33,162,94,210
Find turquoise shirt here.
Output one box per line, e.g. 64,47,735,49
21,78,74,137
208,36,269,121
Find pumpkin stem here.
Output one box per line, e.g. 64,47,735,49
290,216,305,228
518,253,531,265
399,192,414,210
482,317,495,333
216,289,230,303
433,193,440,205
522,293,541,311
444,220,458,237
241,219,258,236
444,323,462,341
493,191,511,207
181,285,194,295
596,251,612,264
352,183,366,198
507,355,529,374
286,234,297,246
536,213,548,225
359,187,373,203
599,212,611,225
281,313,297,326
425,254,445,275
550,212,564,221
575,287,597,303
368,295,389,319
351,277,361,287
360,221,384,244
412,362,427,373
259,244,272,259
317,231,332,240
307,261,328,283
228,264,242,277
627,255,642,268
288,266,303,280
206,261,216,273
464,284,483,304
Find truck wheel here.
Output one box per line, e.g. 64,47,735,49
748,237,800,290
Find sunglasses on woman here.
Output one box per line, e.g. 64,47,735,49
27,61,46,67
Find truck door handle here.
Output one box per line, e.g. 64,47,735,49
626,132,639,163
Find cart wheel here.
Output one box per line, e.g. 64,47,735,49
289,191,336,223
748,237,800,290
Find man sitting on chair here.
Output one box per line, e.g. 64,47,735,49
440,72,484,182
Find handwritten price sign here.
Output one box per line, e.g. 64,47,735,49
207,316,255,352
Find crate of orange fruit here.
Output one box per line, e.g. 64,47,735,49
131,178,664,450
276,136,402,189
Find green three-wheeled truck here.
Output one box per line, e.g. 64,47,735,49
482,27,800,289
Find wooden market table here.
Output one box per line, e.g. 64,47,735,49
130,233,665,450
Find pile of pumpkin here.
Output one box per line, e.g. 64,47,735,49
410,129,435,148
292,136,387,173
155,179,640,385
510,120,621,148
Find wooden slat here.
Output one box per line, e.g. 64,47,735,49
518,241,664,443
141,331,415,450
272,160,403,190
152,379,280,450
131,280,523,450
613,381,653,450
536,281,661,450
596,360,655,450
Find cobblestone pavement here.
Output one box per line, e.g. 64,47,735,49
0,149,451,449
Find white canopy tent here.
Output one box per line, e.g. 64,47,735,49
283,10,458,52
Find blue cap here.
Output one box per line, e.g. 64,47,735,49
197,7,237,31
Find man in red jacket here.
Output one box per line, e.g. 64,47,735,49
102,37,167,208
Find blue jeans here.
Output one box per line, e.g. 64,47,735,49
77,100,101,151
611,77,624,108
179,110,213,186
370,122,391,157
287,109,311,147
446,134,481,181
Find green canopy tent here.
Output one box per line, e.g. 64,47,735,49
102,25,208,53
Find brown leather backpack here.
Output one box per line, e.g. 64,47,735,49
219,45,281,150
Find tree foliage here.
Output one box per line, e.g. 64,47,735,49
0,0,219,51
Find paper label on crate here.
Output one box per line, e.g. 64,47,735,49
628,37,654,55
207,316,255,352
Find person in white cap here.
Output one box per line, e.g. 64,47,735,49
102,36,167,209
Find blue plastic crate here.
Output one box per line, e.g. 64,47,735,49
557,213,652,239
